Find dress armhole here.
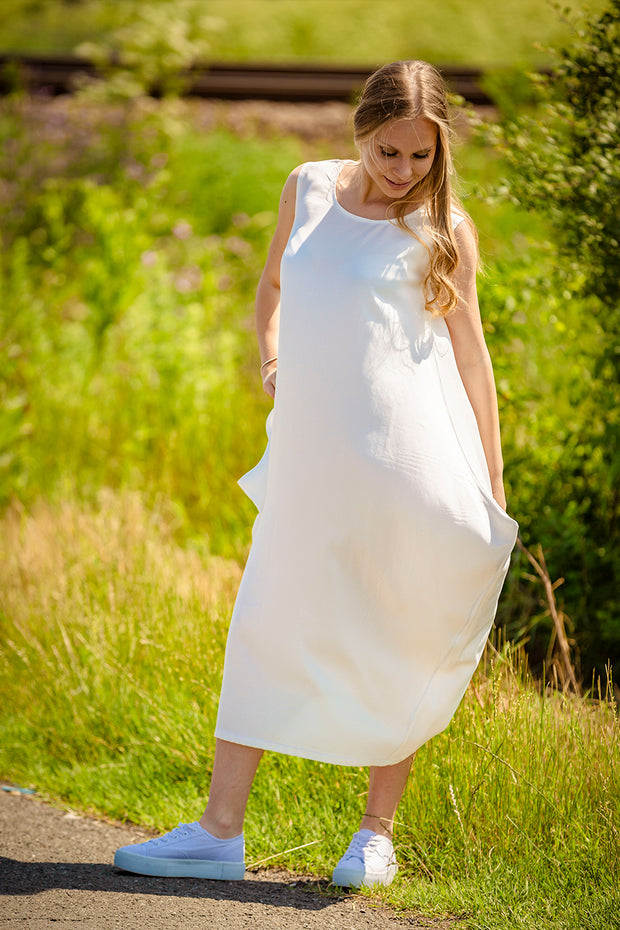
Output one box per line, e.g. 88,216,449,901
292,163,311,219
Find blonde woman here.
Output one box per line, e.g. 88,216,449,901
115,60,518,888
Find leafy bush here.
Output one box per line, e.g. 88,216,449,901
75,0,222,100
1,12,618,679
484,0,620,680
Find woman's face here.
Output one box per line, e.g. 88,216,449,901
360,118,438,203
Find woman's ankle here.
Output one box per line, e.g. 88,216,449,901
199,809,244,839
359,813,394,839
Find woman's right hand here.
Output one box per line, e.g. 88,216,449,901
255,166,300,403
262,360,277,398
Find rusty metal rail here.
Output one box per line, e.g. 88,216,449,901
0,54,495,105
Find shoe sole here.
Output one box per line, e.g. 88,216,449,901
332,865,397,888
114,849,245,880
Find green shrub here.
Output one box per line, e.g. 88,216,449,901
1,58,617,679
482,1,620,681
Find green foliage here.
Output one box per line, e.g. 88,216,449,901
1,494,618,928
483,0,620,680
0,8,617,923
0,85,617,676
0,0,606,66
0,95,301,557
493,1,620,309
75,0,223,100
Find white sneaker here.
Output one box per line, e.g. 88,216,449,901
114,821,245,879
332,828,398,888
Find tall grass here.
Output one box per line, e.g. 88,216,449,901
2,91,614,675
0,98,304,557
0,83,618,929
0,85,620,930
0,491,617,929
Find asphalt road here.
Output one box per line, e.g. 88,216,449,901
0,786,459,929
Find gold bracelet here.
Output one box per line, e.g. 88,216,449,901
260,356,278,371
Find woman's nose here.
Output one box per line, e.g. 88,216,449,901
392,159,413,180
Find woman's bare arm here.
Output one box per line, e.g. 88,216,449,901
445,220,507,510
255,167,300,397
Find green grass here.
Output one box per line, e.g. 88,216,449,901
0,0,606,66
0,81,618,928
0,99,304,558
1,491,617,929
0,90,615,671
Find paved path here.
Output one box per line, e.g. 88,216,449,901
0,787,459,929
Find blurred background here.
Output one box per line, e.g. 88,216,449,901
1,5,618,923
1,0,617,689
0,0,603,64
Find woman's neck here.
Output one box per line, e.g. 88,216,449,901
338,160,425,219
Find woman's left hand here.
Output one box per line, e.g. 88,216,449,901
262,362,277,398
492,482,507,511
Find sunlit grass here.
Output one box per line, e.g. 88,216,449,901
0,491,239,822
0,74,618,929
0,492,617,929
0,91,614,670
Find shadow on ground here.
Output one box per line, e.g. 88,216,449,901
0,856,338,911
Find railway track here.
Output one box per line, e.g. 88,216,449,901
0,54,496,105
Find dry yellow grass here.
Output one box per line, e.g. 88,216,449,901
1,489,242,622
0,491,618,928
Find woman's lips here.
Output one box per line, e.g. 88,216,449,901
384,176,412,190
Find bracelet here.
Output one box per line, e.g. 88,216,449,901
260,356,278,372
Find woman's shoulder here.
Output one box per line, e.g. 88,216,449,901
293,159,346,185
283,160,346,206
449,201,469,232
418,200,473,235
302,158,347,173
449,206,479,271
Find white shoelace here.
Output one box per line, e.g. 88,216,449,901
147,822,197,847
342,831,391,864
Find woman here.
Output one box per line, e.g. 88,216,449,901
115,60,518,888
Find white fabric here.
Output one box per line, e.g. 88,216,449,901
215,160,518,766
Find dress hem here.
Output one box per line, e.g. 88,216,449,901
213,728,419,768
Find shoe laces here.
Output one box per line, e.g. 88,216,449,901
342,831,391,865
148,822,197,848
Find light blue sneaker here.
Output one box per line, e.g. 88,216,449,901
114,821,245,880
332,829,398,888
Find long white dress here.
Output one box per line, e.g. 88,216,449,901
215,160,518,767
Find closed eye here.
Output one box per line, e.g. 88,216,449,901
379,146,432,160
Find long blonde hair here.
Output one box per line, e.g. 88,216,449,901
353,60,475,316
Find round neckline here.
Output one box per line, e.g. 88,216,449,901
331,159,425,224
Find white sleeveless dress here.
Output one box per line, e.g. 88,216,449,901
215,160,518,767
